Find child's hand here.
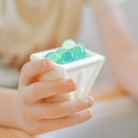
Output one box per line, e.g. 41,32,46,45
14,59,94,135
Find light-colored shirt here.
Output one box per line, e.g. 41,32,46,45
0,0,85,87
0,0,85,67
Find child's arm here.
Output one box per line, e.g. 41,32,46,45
0,88,18,128
0,59,93,135
90,1,138,100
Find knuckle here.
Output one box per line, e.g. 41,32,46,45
31,83,39,99
20,88,29,104
73,102,80,111
52,105,63,117
25,108,34,118
21,93,28,104
56,105,63,115
21,62,29,75
76,114,83,123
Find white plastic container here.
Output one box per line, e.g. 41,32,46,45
30,48,105,102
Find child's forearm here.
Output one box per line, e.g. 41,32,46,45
92,5,138,99
0,88,18,128
94,5,135,57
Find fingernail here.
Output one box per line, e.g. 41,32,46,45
84,97,94,105
85,110,93,117
67,79,77,90
48,60,54,69
43,59,54,69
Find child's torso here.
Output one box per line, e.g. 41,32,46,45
0,0,84,68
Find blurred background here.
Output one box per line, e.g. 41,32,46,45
77,0,138,83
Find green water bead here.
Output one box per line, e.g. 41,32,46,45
56,59,65,65
70,45,86,61
44,40,89,65
56,48,67,58
62,39,76,49
44,52,59,62
62,51,74,63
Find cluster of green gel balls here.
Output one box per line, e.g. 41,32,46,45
44,39,91,65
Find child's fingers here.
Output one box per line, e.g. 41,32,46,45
22,79,76,104
35,109,93,134
20,59,54,86
27,96,94,119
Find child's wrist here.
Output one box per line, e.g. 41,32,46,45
90,0,126,12
1,90,19,129
10,91,20,129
